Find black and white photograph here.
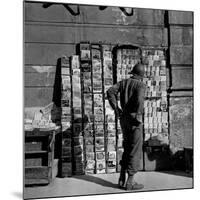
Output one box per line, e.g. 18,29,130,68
22,0,194,199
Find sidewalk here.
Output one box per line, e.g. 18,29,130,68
24,171,193,199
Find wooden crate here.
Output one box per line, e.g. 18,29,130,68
24,129,56,186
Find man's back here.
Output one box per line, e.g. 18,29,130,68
119,76,146,114
107,75,146,116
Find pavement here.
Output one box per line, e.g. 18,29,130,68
24,171,193,199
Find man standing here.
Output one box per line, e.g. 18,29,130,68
107,63,146,190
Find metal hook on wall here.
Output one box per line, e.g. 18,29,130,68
119,7,134,16
99,6,108,10
98,6,134,16
42,3,133,17
43,3,80,16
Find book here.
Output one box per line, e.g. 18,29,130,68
96,160,106,169
107,151,116,160
62,147,71,157
81,50,91,60
73,123,82,136
96,169,106,174
61,67,70,75
61,56,69,67
62,76,71,91
73,136,84,146
96,152,105,160
85,137,94,145
91,49,101,60
85,145,94,152
107,160,116,168
86,152,95,160
74,145,84,156
71,55,80,69
62,138,71,147
94,114,104,122
86,160,95,170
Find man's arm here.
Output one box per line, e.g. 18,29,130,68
107,82,121,117
135,84,146,122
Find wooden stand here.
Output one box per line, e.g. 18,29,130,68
25,128,56,186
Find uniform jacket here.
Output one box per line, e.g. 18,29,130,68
107,74,146,122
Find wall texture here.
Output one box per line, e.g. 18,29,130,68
168,10,193,151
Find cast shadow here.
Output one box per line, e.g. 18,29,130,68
73,174,118,189
160,170,193,178
143,140,193,178
51,58,62,169
52,58,62,114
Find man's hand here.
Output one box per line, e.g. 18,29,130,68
115,107,122,119
136,114,143,124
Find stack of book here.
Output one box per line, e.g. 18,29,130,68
61,56,72,177
91,44,106,174
103,45,117,173
80,43,95,174
71,55,85,175
142,49,169,145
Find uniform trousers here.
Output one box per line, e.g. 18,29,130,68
120,115,143,175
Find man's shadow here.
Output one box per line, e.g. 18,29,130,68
73,175,119,189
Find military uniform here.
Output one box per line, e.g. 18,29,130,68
107,74,146,175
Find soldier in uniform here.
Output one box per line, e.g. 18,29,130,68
107,63,146,190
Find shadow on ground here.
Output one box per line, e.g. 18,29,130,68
160,171,193,178
73,175,119,189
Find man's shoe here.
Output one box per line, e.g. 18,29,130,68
126,182,144,190
125,174,144,190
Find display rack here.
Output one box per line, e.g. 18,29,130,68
60,43,170,174
142,49,169,146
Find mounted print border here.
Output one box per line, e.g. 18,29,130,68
23,1,193,199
